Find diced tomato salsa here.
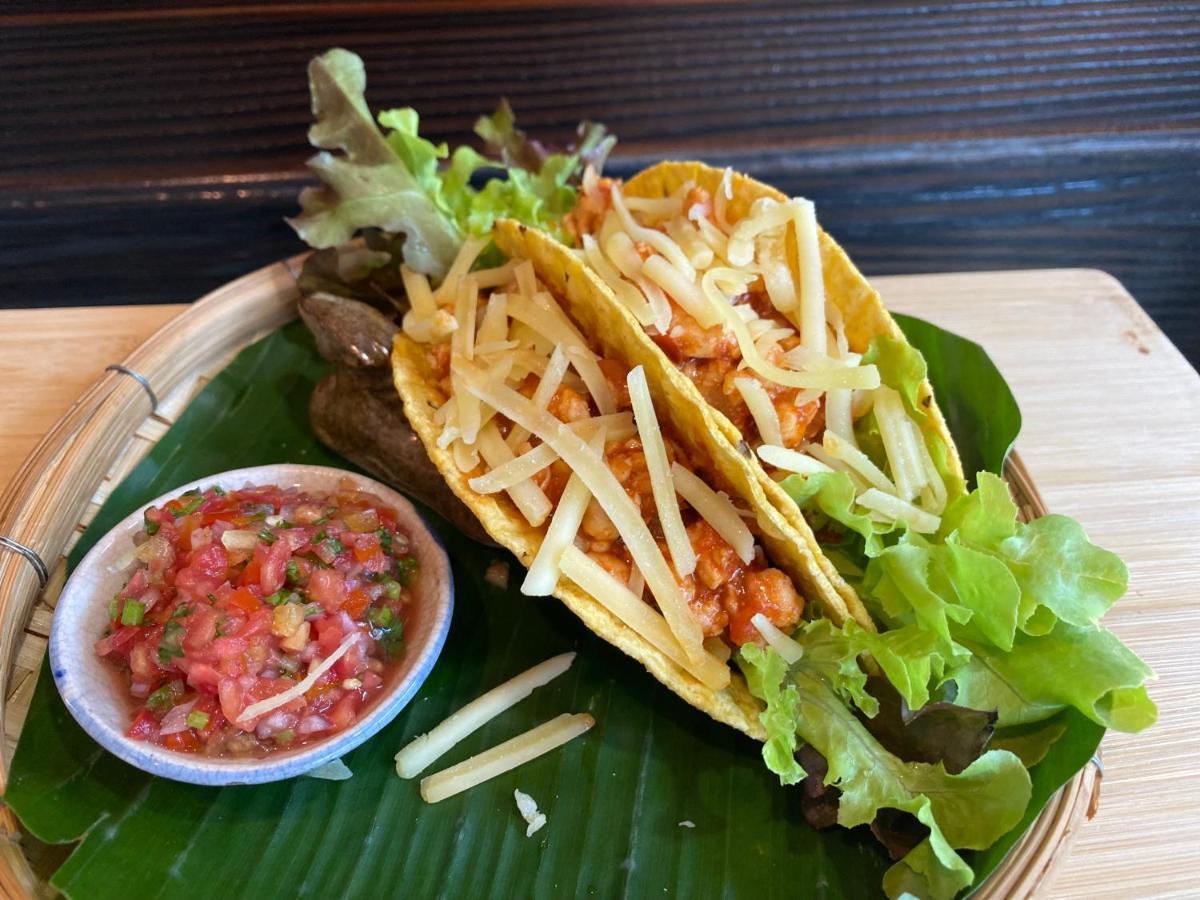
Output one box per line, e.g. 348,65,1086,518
96,481,418,757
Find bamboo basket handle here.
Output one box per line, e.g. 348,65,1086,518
0,255,304,793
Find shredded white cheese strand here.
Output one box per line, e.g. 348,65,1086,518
611,186,695,281
822,431,896,494
457,365,706,664
582,233,657,325
857,488,941,534
237,632,358,725
751,613,804,664
476,423,553,527
670,463,755,565
420,713,594,803
468,442,559,494
733,377,784,447
507,344,569,450
757,444,834,475
700,270,880,391
522,429,606,596
792,198,827,352
395,652,576,779
628,366,697,577
873,387,923,502
559,546,730,690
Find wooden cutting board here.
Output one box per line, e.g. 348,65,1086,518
1,269,1197,897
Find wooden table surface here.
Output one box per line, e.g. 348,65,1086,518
1,1,1198,366
2,267,1197,897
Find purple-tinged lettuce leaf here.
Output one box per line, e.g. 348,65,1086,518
989,714,1070,768
740,641,1031,900
286,49,462,275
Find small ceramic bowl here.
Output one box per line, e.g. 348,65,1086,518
49,464,453,786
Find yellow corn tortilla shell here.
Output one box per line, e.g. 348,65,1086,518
622,161,968,622
393,244,773,740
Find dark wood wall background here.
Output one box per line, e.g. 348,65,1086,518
3,1,1198,364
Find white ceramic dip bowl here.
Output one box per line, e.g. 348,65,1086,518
49,464,453,785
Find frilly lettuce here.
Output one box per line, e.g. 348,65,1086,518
287,49,610,278
741,635,1031,900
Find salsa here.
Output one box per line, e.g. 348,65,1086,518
96,481,418,757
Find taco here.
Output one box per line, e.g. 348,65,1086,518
562,161,967,619
391,227,874,737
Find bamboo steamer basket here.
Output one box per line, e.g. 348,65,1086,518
0,256,1101,898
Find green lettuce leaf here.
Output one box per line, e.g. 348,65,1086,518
288,49,610,279
955,622,1157,731
1001,514,1129,630
286,49,463,275
779,470,884,557
741,641,1031,900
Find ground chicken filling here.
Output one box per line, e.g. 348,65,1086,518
426,329,803,648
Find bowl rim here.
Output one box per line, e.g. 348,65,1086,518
48,463,454,786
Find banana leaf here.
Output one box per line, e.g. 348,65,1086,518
5,318,1101,898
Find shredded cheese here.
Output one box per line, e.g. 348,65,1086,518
468,442,558,494
521,430,605,596
457,365,706,664
237,632,358,725
751,613,804,664
791,198,827,351
395,652,576,778
582,233,656,325
611,186,694,281
666,216,714,269
757,444,833,476
856,488,940,534
873,387,923,501
476,423,553,527
420,713,594,804
559,546,730,690
824,388,857,445
822,431,896,494
507,345,569,450
642,254,721,329
734,377,784,447
701,269,880,391
435,236,489,306
475,292,509,346
628,366,697,577
670,462,755,565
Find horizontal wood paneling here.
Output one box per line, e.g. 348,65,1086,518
5,133,1197,361
2,2,1198,182
0,0,1197,365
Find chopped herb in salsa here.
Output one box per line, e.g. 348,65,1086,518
95,482,419,758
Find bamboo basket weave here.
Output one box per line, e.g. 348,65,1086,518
0,257,1101,898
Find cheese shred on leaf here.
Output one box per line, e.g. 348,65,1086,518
395,652,576,779
420,713,594,804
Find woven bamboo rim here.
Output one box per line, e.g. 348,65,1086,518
0,258,1100,898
